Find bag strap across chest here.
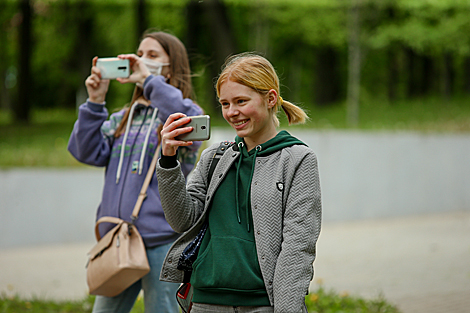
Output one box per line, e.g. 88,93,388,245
94,142,161,241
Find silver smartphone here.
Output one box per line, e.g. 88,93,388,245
96,58,130,79
176,115,211,141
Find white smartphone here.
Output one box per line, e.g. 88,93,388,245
96,58,130,79
176,115,211,141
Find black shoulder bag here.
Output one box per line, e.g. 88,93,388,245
176,141,235,312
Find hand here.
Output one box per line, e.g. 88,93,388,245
85,57,110,104
160,113,194,156
115,54,151,86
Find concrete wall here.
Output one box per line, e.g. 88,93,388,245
1,129,469,248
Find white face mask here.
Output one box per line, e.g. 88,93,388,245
137,58,170,88
141,58,170,77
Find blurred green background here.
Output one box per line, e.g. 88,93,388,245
1,0,470,167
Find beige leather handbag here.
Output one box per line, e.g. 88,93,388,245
86,144,160,297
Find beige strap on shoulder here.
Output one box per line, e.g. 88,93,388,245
131,143,161,221
94,143,161,241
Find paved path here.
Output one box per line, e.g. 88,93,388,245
1,211,469,313
309,211,470,313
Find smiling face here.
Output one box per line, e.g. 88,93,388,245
137,37,170,77
219,79,278,150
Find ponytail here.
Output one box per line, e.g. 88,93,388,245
275,96,308,127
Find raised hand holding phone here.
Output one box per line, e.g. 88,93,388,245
175,115,211,141
115,54,151,86
85,56,110,104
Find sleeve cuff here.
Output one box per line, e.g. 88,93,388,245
142,75,154,89
159,154,178,168
86,100,106,112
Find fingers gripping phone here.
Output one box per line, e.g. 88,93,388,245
176,115,211,141
96,58,130,79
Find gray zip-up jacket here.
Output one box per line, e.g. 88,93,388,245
156,142,322,313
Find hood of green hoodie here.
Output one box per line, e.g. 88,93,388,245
232,130,307,232
234,130,307,156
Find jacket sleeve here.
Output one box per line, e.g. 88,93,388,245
156,144,218,233
143,75,203,175
67,102,115,167
143,75,202,121
273,150,322,312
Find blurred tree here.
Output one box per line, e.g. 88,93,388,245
315,46,341,106
465,57,470,94
135,0,148,46
3,0,470,119
73,0,96,108
185,0,238,113
15,0,33,123
0,2,12,111
347,0,362,126
442,53,455,100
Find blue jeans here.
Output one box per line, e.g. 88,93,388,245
92,242,179,313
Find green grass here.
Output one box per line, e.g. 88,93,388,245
1,96,470,167
0,294,144,313
305,286,400,313
0,109,82,168
0,287,400,313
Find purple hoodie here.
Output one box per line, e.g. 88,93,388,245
68,75,203,247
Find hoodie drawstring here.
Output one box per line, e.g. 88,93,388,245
235,142,262,232
235,142,244,225
139,108,159,175
116,102,159,184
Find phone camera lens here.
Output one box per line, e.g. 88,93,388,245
201,126,206,130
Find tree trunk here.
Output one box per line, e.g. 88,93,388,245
442,53,454,100
347,0,361,127
185,0,237,113
135,0,147,45
387,48,398,101
464,57,470,94
75,0,95,109
404,47,417,98
420,56,433,96
315,46,341,106
0,1,10,110
15,0,33,123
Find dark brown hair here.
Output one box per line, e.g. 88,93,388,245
115,31,194,138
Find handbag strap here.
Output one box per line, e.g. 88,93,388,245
131,142,161,221
93,143,161,241
94,216,124,241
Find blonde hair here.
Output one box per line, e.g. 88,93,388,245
216,52,308,127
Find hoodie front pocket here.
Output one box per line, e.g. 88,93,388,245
191,235,265,293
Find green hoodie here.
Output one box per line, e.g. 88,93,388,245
190,130,306,306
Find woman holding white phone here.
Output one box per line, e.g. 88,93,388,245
68,30,202,313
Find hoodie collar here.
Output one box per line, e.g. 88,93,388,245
116,102,159,184
233,131,307,232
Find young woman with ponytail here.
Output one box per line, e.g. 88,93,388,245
157,53,322,313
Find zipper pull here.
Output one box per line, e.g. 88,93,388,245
116,235,120,247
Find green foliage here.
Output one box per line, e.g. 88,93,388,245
368,6,470,55
305,286,401,313
2,0,470,123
